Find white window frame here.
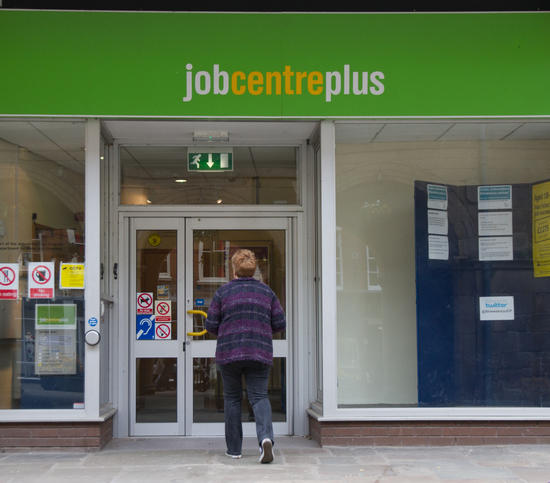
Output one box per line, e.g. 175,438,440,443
319,118,550,422
0,119,114,423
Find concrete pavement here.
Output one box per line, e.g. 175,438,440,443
2,436,550,482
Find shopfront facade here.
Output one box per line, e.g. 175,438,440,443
1,10,550,448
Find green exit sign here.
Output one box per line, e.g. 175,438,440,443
188,152,233,172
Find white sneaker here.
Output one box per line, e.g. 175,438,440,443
225,451,242,459
259,438,273,464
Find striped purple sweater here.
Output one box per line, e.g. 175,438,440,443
205,277,286,366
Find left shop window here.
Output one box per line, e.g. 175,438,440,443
0,121,85,409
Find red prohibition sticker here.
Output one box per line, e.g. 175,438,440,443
0,264,18,300
155,300,172,322
137,292,154,314
155,323,171,340
0,266,16,286
29,262,55,299
32,265,51,284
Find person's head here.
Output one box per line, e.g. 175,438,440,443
231,249,256,278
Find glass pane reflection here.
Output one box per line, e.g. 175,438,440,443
192,229,286,340
136,358,177,423
193,358,286,423
121,146,298,205
136,230,177,340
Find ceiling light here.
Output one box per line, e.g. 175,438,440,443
193,131,229,143
175,179,187,183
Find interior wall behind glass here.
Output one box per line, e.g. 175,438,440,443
0,122,85,409
120,146,298,205
335,124,550,407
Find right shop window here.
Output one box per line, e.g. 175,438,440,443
335,121,550,407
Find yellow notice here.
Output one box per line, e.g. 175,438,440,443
533,181,550,277
60,263,85,289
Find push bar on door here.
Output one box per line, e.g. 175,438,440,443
186,309,208,336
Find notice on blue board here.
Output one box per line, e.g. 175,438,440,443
478,185,512,210
428,235,449,260
427,184,448,210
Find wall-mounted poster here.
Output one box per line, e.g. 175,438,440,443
59,263,85,289
428,235,449,261
427,184,448,210
35,304,77,375
533,181,550,277
478,185,512,210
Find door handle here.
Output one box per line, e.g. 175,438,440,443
186,309,208,336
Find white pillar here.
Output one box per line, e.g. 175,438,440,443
84,119,101,418
320,120,338,417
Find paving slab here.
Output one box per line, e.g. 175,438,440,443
1,438,550,482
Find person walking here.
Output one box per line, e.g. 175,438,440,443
206,249,286,463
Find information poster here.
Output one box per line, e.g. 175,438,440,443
479,236,514,261
478,212,513,237
533,181,550,277
60,263,85,289
479,296,515,321
35,304,77,375
427,184,448,210
478,185,512,210
428,235,449,260
428,209,448,235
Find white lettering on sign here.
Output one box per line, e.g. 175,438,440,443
182,63,385,103
29,262,55,299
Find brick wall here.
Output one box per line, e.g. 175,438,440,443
309,416,550,446
0,417,113,450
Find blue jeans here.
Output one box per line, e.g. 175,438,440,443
218,361,274,455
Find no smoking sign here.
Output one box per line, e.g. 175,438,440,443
155,300,172,322
29,262,55,299
155,323,171,340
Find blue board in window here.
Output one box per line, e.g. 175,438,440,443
415,180,550,407
19,298,85,409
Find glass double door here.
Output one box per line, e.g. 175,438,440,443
130,217,290,436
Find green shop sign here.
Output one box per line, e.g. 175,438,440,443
0,11,549,117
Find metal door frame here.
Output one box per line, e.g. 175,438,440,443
185,217,292,437
123,215,293,437
129,217,185,436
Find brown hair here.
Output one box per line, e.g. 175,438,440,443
231,249,256,278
